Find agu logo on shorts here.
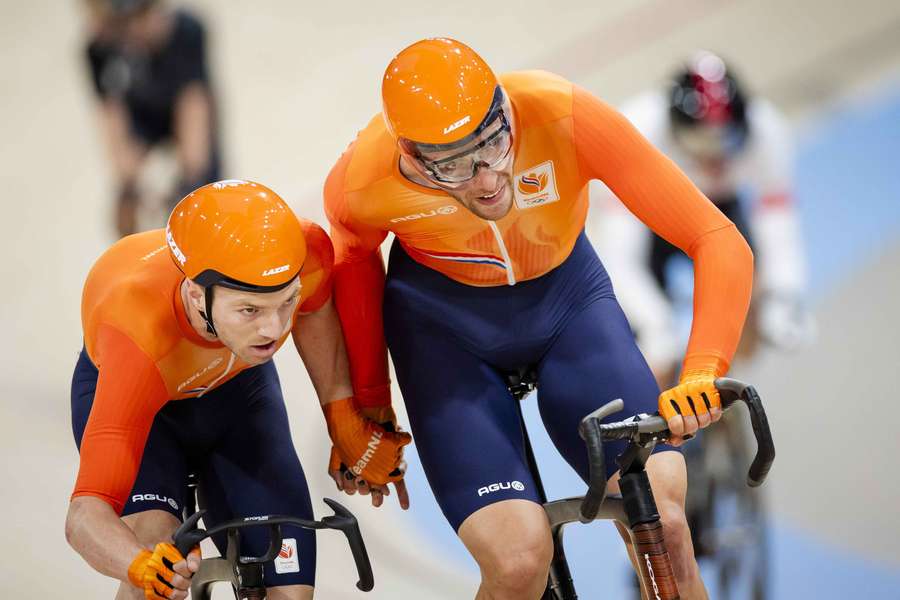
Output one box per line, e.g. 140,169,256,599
131,493,179,511
514,160,559,209
477,480,526,497
275,538,300,574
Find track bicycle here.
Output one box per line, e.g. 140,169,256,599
172,486,374,599
505,372,775,600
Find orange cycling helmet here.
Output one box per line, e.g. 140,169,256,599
382,37,499,145
166,179,306,335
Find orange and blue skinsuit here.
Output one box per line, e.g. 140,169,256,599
70,223,333,585
325,70,753,529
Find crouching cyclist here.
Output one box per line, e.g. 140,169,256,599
65,180,409,599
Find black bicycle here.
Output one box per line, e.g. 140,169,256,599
172,487,374,599
506,372,775,600
684,402,770,599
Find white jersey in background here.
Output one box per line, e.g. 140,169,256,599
590,91,812,372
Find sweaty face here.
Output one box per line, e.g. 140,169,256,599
397,89,518,221
411,107,517,221
438,159,515,221
209,280,302,365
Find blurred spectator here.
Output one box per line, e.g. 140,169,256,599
83,0,221,237
591,51,815,385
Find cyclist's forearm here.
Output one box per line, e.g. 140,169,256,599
174,83,213,181
97,100,145,186
331,253,393,408
65,496,143,583
323,148,392,409
292,296,354,405
683,224,753,375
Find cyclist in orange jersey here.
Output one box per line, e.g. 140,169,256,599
325,38,753,599
66,180,409,600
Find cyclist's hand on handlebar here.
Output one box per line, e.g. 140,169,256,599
658,369,723,446
127,542,200,599
329,446,411,510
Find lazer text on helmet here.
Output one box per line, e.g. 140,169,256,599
443,115,471,135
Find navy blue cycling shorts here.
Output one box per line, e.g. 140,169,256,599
71,351,316,587
384,231,677,531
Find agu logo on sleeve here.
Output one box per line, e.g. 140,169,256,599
274,538,300,574
514,160,559,209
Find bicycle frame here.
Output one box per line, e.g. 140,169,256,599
510,374,774,600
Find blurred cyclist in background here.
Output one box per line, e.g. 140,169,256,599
591,51,815,387
592,53,813,597
82,0,221,237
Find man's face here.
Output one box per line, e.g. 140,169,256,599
432,155,515,221
207,280,302,365
672,122,745,164
413,107,517,221
93,2,163,50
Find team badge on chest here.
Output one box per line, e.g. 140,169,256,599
514,160,560,209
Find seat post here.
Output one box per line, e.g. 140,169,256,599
184,472,199,521
512,392,549,504
507,368,577,599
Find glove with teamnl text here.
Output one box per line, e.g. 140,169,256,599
323,397,411,485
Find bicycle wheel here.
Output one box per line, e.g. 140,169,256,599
686,408,769,599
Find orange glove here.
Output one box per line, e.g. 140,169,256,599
323,397,411,485
360,404,400,427
127,542,198,599
658,368,722,442
329,404,402,471
328,405,400,471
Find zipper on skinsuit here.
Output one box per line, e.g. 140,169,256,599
198,352,236,397
488,221,516,286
